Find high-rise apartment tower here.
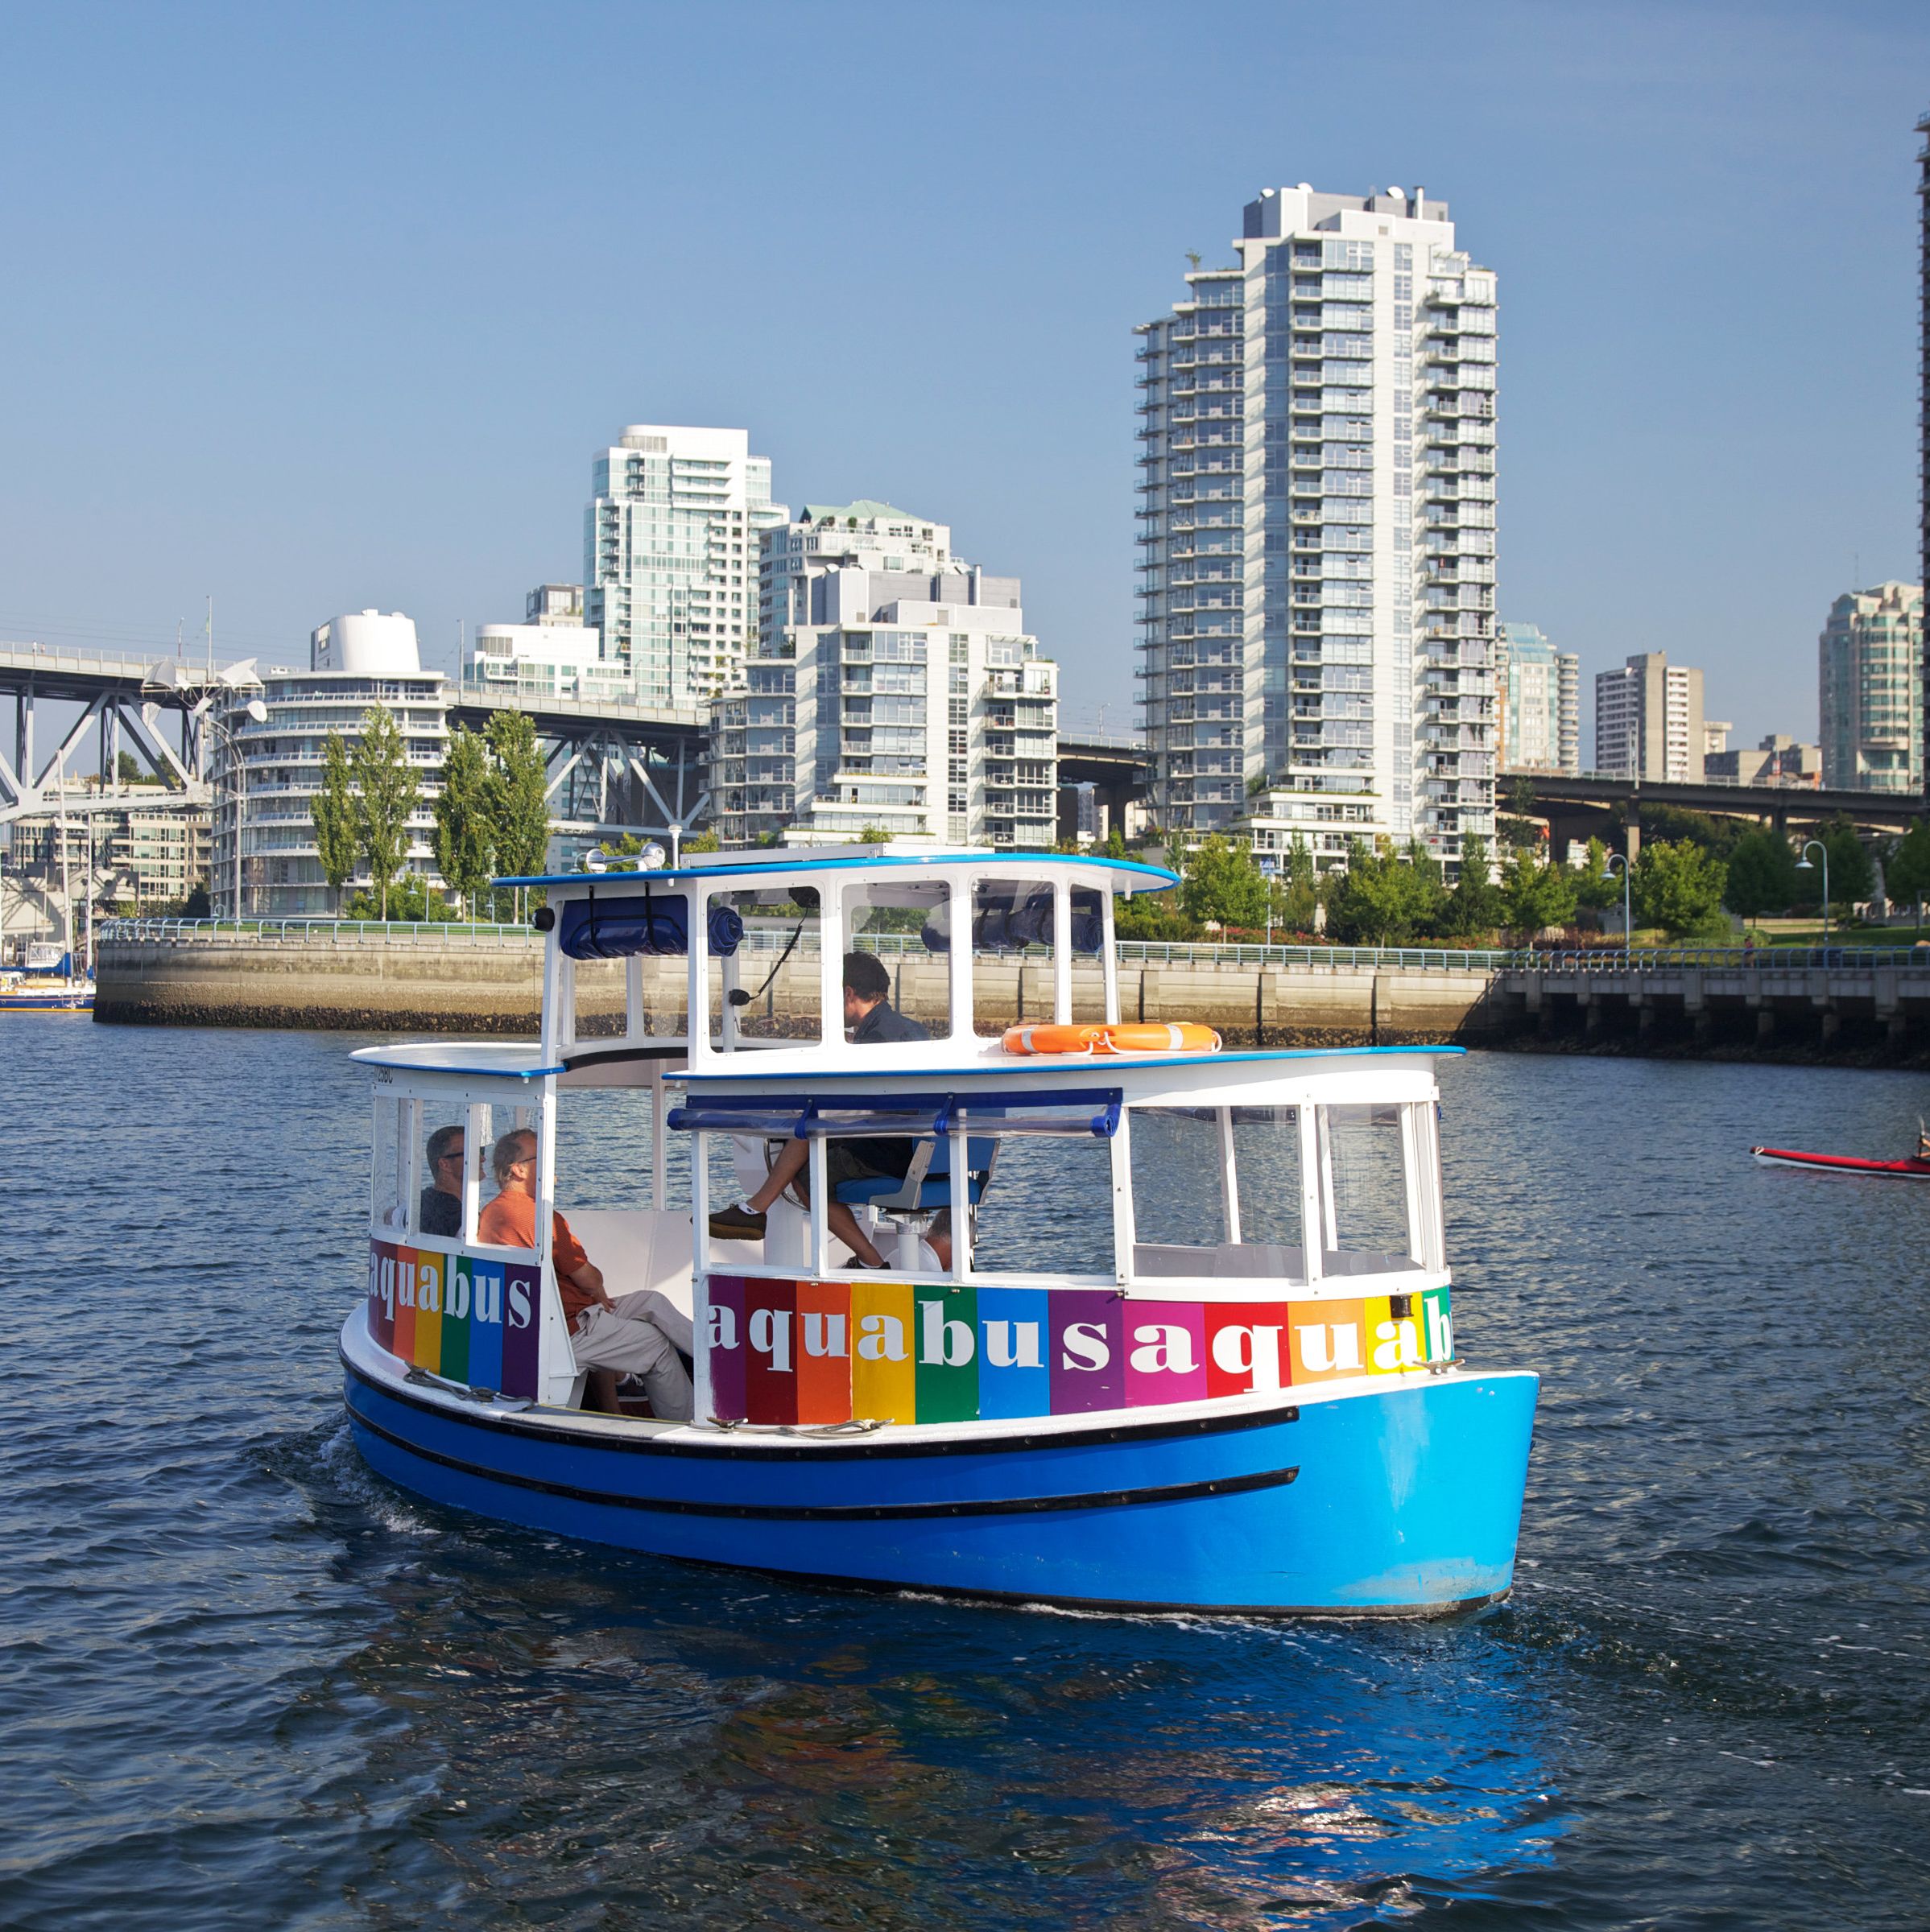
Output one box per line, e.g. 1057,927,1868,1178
584,425,787,706
1819,581,1924,792
1495,622,1579,774
1593,651,1705,782
1135,185,1498,868
713,501,1057,848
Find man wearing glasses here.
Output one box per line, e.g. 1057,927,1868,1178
419,1125,465,1239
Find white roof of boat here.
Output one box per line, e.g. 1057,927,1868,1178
350,1041,564,1081
494,846,1179,893
675,1043,1465,1084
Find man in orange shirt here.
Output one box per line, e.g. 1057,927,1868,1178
477,1129,693,1421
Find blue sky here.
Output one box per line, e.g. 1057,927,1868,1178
1,0,1924,750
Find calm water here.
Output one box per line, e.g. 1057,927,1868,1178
4,1020,1928,1930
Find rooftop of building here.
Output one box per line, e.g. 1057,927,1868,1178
798,500,928,526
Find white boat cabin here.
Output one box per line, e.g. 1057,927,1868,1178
353,848,1459,1430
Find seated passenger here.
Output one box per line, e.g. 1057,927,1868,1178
419,1124,464,1239
709,952,930,1266
477,1129,694,1421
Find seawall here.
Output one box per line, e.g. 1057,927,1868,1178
93,929,1507,1046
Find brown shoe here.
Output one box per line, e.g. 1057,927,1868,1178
708,1203,767,1240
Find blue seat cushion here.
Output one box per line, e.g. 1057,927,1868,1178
835,1174,986,1209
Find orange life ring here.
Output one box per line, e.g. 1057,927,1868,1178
1097,1022,1222,1055
1000,1023,1104,1055
1000,1021,1222,1057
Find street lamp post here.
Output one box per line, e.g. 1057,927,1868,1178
1604,851,1632,960
1796,838,1830,946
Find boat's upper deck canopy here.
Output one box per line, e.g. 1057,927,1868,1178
489,844,1191,1076
494,845,1179,902
351,1041,564,1084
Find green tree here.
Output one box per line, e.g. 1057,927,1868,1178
433,725,494,917
1101,826,1128,861
1631,837,1729,939
1721,827,1799,921
684,828,721,853
1793,815,1874,914
1276,833,1319,934
349,705,419,920
1501,846,1578,939
1327,839,1436,945
1641,803,1742,858
309,729,359,916
1179,834,1269,930
483,711,552,915
1494,814,1544,851
1440,832,1504,938
1886,819,1930,927
345,871,452,923
1573,836,1618,912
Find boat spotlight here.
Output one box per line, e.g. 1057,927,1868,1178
584,851,608,873
639,842,667,870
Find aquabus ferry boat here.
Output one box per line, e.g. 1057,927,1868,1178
341,846,1537,1616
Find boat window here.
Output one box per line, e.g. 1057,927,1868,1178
705,887,815,1050
1127,1103,1308,1283
844,879,948,1041
967,1134,1114,1279
1130,1108,1226,1249
414,1105,469,1243
1068,885,1108,1025
1319,1103,1417,1273
370,1096,408,1233
972,877,1056,1038
570,954,628,1044
1230,1106,1304,1251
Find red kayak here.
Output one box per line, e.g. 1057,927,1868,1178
1750,1145,1930,1179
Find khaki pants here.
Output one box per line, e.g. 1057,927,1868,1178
572,1290,693,1422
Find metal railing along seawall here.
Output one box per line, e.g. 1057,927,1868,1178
97,919,1930,976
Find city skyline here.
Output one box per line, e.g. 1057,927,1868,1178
0,2,1924,758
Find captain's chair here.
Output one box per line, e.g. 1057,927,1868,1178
833,1133,999,1268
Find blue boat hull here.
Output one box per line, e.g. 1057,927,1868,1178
342,1338,1536,1616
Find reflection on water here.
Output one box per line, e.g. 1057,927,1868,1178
5,1022,1930,1928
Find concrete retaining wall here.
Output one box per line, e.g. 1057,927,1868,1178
95,935,1510,1046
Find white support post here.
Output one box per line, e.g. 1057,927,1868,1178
539,931,564,1066
948,877,971,1043
949,1121,968,1282
1100,890,1120,1025
463,1100,486,1245
558,956,577,1054
1052,879,1072,1024
625,954,644,1043
1297,1105,1325,1285
535,1078,579,1406
822,881,845,1042
688,888,711,1067
808,1136,829,1278
649,1063,667,1212
1317,1110,1338,1268
1217,1104,1242,1245
690,1127,713,1422
1400,1103,1428,1267
405,1099,424,1238
1109,1108,1135,1288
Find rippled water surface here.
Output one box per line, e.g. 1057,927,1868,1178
5,1019,1929,1929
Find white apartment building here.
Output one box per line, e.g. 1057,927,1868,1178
465,583,633,704
1593,651,1705,782
584,424,787,706
1496,622,1580,774
212,611,448,918
1819,581,1923,792
713,502,1057,848
1138,184,1498,872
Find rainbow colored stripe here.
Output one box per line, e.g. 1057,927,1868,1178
705,1276,1453,1427
367,1240,542,1399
